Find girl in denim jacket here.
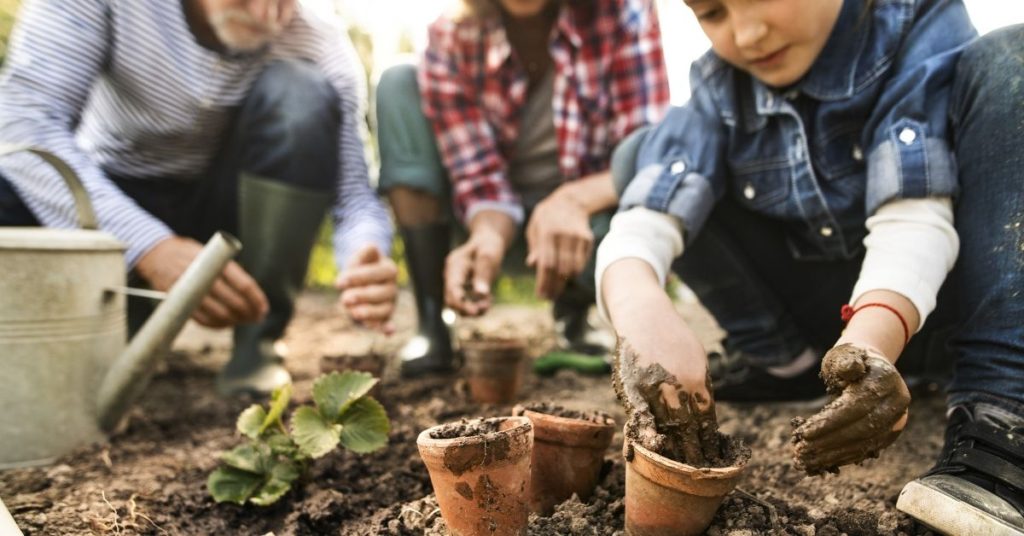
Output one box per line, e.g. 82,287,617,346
597,0,1024,531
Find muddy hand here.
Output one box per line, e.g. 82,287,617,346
613,340,720,466
792,343,910,475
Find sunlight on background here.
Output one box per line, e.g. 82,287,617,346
315,0,1024,104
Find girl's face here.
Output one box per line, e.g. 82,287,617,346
197,0,296,52
498,0,553,18
686,0,843,87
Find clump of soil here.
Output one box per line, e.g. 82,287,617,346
514,402,614,425
429,417,504,440
612,339,745,468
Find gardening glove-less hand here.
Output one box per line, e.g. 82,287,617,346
525,190,594,300
336,244,398,334
792,343,911,475
614,340,722,467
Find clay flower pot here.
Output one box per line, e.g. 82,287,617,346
460,337,528,404
513,404,615,515
417,416,534,536
623,440,746,536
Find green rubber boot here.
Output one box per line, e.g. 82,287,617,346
217,173,332,397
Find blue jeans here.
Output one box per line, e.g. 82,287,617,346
0,59,339,237
669,27,1024,409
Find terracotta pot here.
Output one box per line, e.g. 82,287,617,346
461,337,527,404
417,416,534,536
623,440,746,536
513,405,615,515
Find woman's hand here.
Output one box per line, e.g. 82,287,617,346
792,343,911,475
526,191,594,300
444,210,516,316
527,172,618,300
336,244,398,333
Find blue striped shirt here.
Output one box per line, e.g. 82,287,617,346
0,0,392,269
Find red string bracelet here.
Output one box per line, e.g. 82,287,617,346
840,303,911,346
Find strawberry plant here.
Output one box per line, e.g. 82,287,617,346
207,371,389,506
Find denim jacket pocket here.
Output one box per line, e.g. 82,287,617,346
727,156,791,212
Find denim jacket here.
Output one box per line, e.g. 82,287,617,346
620,0,977,260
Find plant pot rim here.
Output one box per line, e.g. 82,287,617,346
417,416,533,451
627,441,747,481
514,405,616,449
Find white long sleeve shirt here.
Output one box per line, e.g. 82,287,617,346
596,197,959,331
0,0,391,268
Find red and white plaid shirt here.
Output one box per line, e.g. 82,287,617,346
419,0,670,223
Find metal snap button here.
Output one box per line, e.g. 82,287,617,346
898,128,917,145
852,144,864,162
743,183,756,200
670,161,687,174
820,226,834,237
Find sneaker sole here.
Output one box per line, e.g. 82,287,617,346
897,480,1024,536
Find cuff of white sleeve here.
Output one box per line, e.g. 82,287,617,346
850,270,935,334
595,207,684,323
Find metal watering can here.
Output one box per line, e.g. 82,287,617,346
0,146,241,468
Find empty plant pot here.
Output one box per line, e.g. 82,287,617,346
461,337,528,404
624,440,747,536
513,403,615,515
417,416,534,536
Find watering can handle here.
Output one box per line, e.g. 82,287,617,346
0,143,99,230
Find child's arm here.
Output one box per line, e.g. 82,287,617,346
597,208,709,392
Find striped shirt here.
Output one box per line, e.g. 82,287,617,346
0,0,391,269
420,0,670,224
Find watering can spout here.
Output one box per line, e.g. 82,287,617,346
96,232,241,431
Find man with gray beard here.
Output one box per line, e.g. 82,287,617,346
0,0,397,396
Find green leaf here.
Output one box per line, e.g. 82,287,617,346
312,371,378,420
207,466,263,505
237,404,268,439
338,397,390,454
220,442,272,474
249,459,300,506
261,383,292,434
265,433,298,457
291,406,341,459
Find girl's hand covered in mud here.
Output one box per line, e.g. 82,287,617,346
791,343,911,475
613,340,725,467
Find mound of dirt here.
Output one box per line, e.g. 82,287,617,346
0,293,945,535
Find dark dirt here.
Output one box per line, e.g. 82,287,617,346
428,418,505,440
514,402,613,425
0,292,946,535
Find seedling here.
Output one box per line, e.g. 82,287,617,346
207,371,390,506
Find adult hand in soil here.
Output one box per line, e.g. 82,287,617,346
135,235,268,328
445,211,515,316
792,343,911,475
526,190,593,300
336,244,398,334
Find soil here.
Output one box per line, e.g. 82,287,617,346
0,291,946,535
514,402,613,425
428,418,504,440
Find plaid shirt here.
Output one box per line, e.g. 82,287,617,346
419,0,670,223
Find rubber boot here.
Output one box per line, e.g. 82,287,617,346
398,223,454,377
217,173,332,396
553,281,612,358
